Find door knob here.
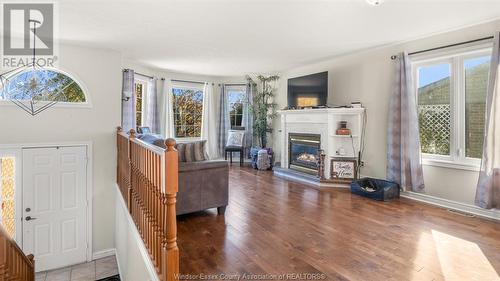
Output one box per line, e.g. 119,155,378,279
25,216,36,221
25,208,31,212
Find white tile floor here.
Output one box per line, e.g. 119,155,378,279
35,255,119,281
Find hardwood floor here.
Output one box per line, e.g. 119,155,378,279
177,167,500,281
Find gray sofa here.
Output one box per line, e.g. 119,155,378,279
177,160,228,215
138,134,229,215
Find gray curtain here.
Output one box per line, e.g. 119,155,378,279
475,32,500,209
386,52,425,192
218,84,230,157
121,69,135,133
243,82,256,157
144,78,160,133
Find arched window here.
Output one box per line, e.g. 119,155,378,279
0,69,87,103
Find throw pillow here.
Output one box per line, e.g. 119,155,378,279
226,130,245,147
175,143,187,162
153,139,166,149
184,142,195,162
193,140,207,161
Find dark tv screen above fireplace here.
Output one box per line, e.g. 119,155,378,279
287,71,328,108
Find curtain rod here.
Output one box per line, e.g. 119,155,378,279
123,69,165,80
223,83,248,86
171,79,207,85
390,36,494,60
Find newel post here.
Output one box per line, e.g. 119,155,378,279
127,129,136,211
27,254,35,281
0,233,6,277
162,138,179,281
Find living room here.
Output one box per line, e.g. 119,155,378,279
1,1,500,281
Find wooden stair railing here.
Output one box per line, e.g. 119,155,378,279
117,127,179,281
0,224,35,281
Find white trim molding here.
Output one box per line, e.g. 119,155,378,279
401,191,500,221
422,158,480,172
92,248,116,260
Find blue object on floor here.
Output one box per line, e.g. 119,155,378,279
250,147,261,169
350,178,400,201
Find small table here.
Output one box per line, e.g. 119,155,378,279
225,146,244,166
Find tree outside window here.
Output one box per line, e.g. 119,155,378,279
172,87,204,138
0,69,86,103
135,83,144,128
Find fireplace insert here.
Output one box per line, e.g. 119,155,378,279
288,133,321,175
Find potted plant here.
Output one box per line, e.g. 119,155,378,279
248,74,279,169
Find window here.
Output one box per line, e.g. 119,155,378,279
0,157,16,239
0,69,86,103
172,86,204,138
465,56,490,159
227,87,246,129
135,82,144,127
413,45,491,168
417,63,451,156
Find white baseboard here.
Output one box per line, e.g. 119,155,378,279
401,191,500,221
115,250,123,280
115,184,159,281
92,248,116,260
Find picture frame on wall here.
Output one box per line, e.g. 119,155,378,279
330,158,357,182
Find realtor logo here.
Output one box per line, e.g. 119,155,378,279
1,2,58,68
3,3,54,55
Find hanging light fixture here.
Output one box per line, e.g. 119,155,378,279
0,19,75,116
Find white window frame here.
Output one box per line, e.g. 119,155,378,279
0,67,92,108
170,82,205,140
412,42,492,171
226,85,247,129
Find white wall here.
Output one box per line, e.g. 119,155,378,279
273,19,500,205
0,43,122,253
114,186,157,281
122,58,246,91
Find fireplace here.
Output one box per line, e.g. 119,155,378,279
288,133,321,175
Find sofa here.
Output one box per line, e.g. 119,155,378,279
177,160,228,215
138,134,229,215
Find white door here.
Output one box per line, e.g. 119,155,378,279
22,146,87,272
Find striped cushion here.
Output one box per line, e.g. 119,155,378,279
175,143,187,162
184,142,195,162
193,140,207,161
175,140,207,162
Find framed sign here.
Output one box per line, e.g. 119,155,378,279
330,158,357,181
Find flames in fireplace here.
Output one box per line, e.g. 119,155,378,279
289,133,321,175
297,153,317,163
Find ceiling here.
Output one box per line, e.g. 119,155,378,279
55,0,500,76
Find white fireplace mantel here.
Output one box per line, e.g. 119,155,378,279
277,107,365,184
